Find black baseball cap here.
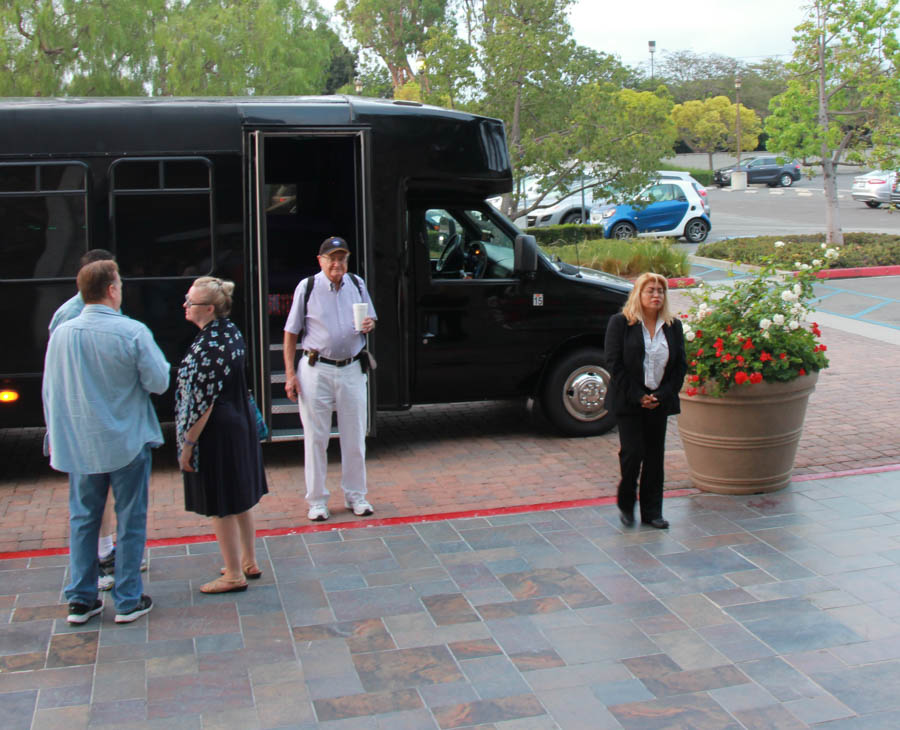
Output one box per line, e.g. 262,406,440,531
319,236,350,256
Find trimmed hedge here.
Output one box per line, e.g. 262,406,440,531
525,224,607,246
661,165,715,186
696,233,900,269
548,239,689,278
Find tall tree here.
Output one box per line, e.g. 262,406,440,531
672,96,762,169
0,0,343,97
455,0,672,218
766,0,900,244
334,0,449,92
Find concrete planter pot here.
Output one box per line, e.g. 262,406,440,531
678,372,818,494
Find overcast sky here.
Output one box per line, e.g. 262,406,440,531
571,0,808,70
320,0,810,71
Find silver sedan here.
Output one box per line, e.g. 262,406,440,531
851,170,897,208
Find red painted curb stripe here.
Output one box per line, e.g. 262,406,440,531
0,488,699,561
816,265,900,279
4,464,897,561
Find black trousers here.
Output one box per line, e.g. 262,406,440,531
616,409,669,522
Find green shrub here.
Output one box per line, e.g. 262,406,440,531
661,164,714,186
546,239,689,278
696,233,900,268
525,224,606,247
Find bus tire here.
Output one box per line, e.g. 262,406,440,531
541,348,616,436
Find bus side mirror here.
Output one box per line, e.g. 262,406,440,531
514,234,538,274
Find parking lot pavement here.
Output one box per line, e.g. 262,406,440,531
1,468,899,729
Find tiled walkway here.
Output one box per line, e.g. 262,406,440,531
2,469,900,728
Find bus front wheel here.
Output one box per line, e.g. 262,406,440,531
541,348,616,436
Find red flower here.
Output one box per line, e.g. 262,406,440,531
760,352,773,362
798,368,806,376
749,372,763,384
779,353,787,360
736,355,744,364
686,387,698,397
723,353,733,362
734,371,748,385
690,375,700,383
714,338,724,349
726,325,733,334
696,348,704,356
695,330,702,338
819,344,827,352
742,338,754,350
690,360,697,367
811,322,822,336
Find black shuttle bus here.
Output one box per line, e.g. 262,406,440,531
0,96,630,438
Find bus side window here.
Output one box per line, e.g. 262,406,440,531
0,162,88,280
110,157,214,277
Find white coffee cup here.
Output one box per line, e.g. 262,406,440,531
353,302,369,332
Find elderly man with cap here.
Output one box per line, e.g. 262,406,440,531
283,236,377,521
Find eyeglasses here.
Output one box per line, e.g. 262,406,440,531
184,296,212,307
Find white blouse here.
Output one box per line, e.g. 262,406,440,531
641,319,669,390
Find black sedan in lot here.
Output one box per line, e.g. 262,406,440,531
714,156,802,187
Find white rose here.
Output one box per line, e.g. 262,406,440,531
793,283,802,295
774,241,785,248
825,248,838,259
759,318,772,330
812,259,822,267
781,290,796,302
821,243,827,249
685,331,696,342
789,320,800,330
773,314,785,325
800,264,811,271
794,261,803,268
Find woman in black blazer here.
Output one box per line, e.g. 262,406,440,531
604,273,687,529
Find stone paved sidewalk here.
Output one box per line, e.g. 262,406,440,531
1,469,899,729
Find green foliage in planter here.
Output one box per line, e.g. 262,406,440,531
697,233,900,268
682,246,833,397
525,225,606,246
546,239,689,278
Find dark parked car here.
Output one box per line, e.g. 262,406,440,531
714,156,802,187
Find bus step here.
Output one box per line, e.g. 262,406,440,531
271,372,286,384
269,426,340,441
271,398,297,414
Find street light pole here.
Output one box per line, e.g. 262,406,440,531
648,41,656,81
735,77,742,167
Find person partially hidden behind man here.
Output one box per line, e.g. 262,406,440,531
283,236,377,522
43,260,170,624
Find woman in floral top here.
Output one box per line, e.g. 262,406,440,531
176,277,268,593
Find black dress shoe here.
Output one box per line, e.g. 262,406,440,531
642,518,669,529
619,510,635,527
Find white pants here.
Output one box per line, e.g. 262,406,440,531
298,358,368,506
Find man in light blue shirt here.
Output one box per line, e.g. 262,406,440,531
47,249,120,589
43,260,170,625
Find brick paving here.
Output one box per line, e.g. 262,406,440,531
1,320,898,554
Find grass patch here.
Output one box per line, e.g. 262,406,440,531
546,239,689,278
696,232,900,268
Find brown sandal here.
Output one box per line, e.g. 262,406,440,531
200,576,248,594
219,564,263,580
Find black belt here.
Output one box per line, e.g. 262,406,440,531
303,350,362,367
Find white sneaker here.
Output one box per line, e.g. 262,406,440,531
345,497,374,516
307,504,330,522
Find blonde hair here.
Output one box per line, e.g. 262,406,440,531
621,272,674,326
193,276,235,317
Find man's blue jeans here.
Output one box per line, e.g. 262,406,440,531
65,445,151,613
